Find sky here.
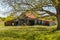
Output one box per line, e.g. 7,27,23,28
0,0,13,18
0,0,56,18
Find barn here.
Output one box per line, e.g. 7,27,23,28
4,11,38,26
4,11,56,26
14,11,38,26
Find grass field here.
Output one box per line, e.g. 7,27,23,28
0,22,60,40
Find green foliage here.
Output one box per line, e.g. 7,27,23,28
45,16,56,21
5,13,15,21
0,17,5,21
5,16,13,21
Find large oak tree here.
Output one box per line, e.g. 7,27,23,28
3,0,60,29
52,0,60,29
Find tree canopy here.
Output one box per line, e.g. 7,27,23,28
1,0,53,14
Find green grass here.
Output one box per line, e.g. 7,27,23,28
0,25,59,40
0,22,4,27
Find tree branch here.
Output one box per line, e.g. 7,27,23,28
43,10,56,16
7,0,57,17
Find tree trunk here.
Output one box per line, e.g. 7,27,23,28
57,15,60,30
56,4,60,29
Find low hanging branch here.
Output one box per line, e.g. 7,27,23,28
29,2,56,16
43,10,57,16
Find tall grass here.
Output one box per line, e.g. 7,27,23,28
0,25,59,40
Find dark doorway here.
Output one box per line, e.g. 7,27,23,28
29,20,35,25
14,21,18,26
4,20,14,26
